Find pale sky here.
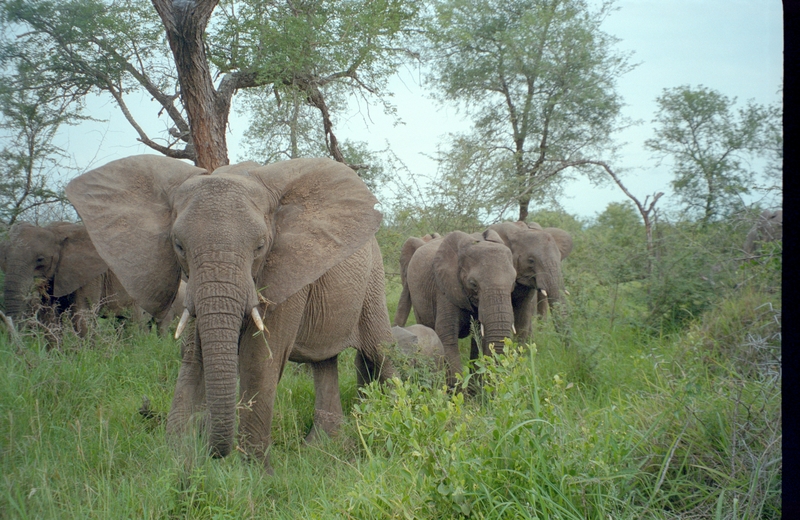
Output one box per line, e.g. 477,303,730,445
59,0,783,221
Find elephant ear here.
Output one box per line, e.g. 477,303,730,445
544,227,573,260
482,229,504,245
251,158,382,306
65,155,206,316
50,223,109,297
525,221,544,231
433,231,473,310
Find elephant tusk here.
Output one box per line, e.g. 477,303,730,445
564,289,570,296
512,324,517,335
251,307,266,333
174,308,190,340
540,289,548,298
480,323,485,337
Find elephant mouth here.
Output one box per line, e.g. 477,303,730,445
174,306,266,340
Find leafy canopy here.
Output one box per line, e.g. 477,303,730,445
645,85,781,224
422,0,633,221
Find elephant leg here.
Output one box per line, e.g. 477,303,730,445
70,290,90,338
238,293,303,472
305,355,344,443
469,335,480,361
71,308,90,338
393,284,413,327
166,323,206,438
435,302,464,388
514,288,537,342
356,249,396,386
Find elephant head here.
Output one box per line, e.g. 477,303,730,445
0,221,109,322
66,155,382,459
487,221,573,338
744,209,782,256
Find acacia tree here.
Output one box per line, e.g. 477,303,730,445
423,0,633,221
0,67,85,227
0,0,421,171
646,85,781,225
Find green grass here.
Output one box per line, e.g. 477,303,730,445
0,280,781,518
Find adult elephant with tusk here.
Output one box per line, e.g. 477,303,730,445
66,155,395,473
487,221,573,341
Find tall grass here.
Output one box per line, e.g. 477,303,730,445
0,277,780,518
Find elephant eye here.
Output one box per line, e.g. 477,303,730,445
174,239,186,257
254,241,266,255
467,278,478,290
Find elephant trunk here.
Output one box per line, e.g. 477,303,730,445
3,271,37,320
478,288,514,356
192,262,250,458
537,261,565,310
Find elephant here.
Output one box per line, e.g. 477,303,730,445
66,154,395,472
156,279,186,337
0,221,142,339
403,229,516,386
486,221,573,341
744,209,782,256
394,232,441,327
390,324,446,370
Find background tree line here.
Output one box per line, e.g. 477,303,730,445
0,0,782,326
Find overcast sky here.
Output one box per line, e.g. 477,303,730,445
62,0,783,220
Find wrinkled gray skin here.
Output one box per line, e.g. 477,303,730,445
744,209,782,256
157,279,186,337
403,230,516,386
487,221,573,341
394,233,441,327
391,324,446,370
66,155,395,472
0,221,140,337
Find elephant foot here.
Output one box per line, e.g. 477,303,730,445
304,409,343,444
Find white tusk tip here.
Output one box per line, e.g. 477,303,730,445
174,308,190,340
251,307,265,332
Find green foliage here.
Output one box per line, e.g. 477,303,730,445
0,197,782,518
640,217,751,331
646,85,782,224
1,0,422,166
0,49,88,226
422,0,634,220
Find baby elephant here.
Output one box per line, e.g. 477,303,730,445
391,324,446,371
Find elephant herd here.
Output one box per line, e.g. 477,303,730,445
392,223,572,387
0,154,780,474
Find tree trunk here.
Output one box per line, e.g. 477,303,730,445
151,0,229,171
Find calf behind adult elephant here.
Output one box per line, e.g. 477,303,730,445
487,221,573,340
405,230,516,386
391,324,446,370
66,154,395,473
0,221,141,338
